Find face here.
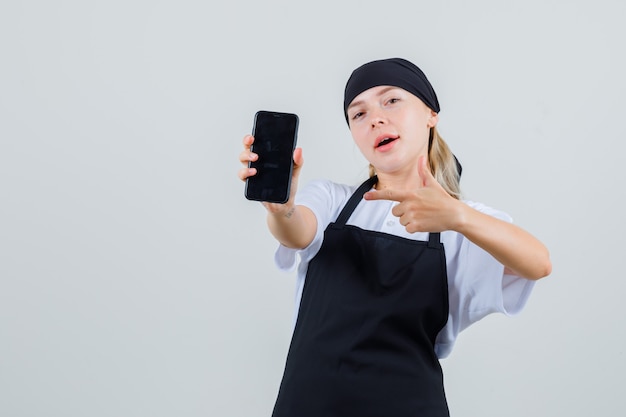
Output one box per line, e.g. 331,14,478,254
346,85,438,176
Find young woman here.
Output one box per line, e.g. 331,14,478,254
238,58,551,417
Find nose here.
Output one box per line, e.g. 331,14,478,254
369,112,386,128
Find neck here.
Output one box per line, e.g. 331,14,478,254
374,167,422,191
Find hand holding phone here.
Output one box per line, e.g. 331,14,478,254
244,111,299,204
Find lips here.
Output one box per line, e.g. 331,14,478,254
375,134,399,148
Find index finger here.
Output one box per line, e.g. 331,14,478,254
363,188,408,202
243,134,254,148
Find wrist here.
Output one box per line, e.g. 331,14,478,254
280,205,296,219
266,202,296,219
451,200,470,234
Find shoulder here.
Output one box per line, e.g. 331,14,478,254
299,178,358,197
296,179,359,211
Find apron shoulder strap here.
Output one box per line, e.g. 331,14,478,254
332,176,378,228
428,231,441,248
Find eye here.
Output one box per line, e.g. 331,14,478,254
386,97,400,105
352,111,364,120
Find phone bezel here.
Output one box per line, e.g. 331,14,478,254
245,110,299,204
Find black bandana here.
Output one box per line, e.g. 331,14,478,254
343,58,440,123
343,58,461,179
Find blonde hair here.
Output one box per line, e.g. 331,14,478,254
368,126,461,199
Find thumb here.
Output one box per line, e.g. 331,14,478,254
418,155,435,187
292,148,304,176
293,147,304,167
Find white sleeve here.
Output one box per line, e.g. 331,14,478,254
434,201,536,358
274,180,354,271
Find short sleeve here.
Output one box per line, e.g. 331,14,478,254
274,179,355,271
434,201,536,358
273,180,357,325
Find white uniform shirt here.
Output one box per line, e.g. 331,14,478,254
275,179,535,359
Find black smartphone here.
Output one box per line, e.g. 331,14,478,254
245,110,299,203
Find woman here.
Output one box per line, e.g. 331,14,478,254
238,58,551,417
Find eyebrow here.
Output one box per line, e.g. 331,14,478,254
347,86,401,112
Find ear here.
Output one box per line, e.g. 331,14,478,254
427,110,439,128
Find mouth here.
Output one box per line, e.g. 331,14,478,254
375,135,399,148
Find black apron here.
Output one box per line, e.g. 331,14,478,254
272,176,450,417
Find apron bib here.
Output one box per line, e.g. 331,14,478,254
272,177,450,417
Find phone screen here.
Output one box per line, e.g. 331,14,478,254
245,111,299,203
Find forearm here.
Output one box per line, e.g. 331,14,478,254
454,203,552,280
266,204,317,249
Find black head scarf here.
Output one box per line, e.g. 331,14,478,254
343,57,440,123
343,57,462,179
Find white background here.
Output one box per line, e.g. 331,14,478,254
1,1,625,416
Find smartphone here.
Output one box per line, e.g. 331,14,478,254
245,110,299,203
